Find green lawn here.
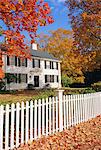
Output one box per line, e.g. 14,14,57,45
0,89,55,105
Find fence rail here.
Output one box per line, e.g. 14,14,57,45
0,91,101,150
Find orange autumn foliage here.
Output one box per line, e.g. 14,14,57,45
0,0,54,79
66,0,101,72
66,0,101,53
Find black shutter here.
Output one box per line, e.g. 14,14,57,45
18,74,21,83
15,74,17,83
45,75,47,83
52,62,54,69
45,61,46,69
18,58,20,67
7,56,10,66
33,59,35,68
56,62,58,70
26,74,28,83
39,60,40,68
15,56,17,66
57,76,59,82
25,58,27,67
50,62,51,69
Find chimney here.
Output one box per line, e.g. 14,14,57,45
31,43,37,50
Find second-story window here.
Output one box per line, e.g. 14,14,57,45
32,59,40,68
44,61,51,69
20,58,27,67
7,56,27,67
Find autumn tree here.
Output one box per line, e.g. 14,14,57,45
38,28,85,83
66,0,101,72
0,0,54,79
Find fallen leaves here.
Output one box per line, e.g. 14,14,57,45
16,115,101,150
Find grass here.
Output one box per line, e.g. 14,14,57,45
0,89,55,105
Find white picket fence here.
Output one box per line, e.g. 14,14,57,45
0,91,101,150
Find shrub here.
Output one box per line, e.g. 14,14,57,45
82,87,96,94
62,75,73,87
0,80,5,90
91,81,101,92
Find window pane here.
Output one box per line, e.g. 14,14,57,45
21,74,27,83
10,57,15,66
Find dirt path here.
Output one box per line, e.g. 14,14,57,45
16,116,101,150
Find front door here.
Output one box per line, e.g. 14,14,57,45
34,76,39,87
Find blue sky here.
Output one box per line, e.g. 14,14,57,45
37,0,71,34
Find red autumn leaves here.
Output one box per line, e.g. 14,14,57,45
0,0,54,79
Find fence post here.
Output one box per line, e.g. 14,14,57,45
56,89,64,132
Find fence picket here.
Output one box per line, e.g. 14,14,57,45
49,97,52,134
5,104,9,149
25,101,29,144
0,105,4,150
30,100,33,142
38,99,41,138
66,95,69,128
21,102,24,144
42,99,45,135
46,98,48,136
63,95,66,129
16,102,20,147
34,100,37,139
52,97,55,133
10,103,15,149
73,95,76,125
56,96,58,132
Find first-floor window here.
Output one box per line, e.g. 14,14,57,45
20,74,27,83
45,75,55,83
6,73,27,84
6,73,17,84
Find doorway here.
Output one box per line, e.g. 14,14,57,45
34,76,39,87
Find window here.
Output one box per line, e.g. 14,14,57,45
50,75,54,82
10,57,15,66
20,58,27,67
33,59,40,68
45,75,55,83
52,62,54,69
45,75,50,83
6,73,27,83
44,61,51,69
20,74,27,83
7,56,27,67
6,73,17,84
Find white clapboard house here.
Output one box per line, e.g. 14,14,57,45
2,44,61,90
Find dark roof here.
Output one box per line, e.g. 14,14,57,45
31,49,59,61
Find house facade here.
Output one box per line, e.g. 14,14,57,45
2,44,61,90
